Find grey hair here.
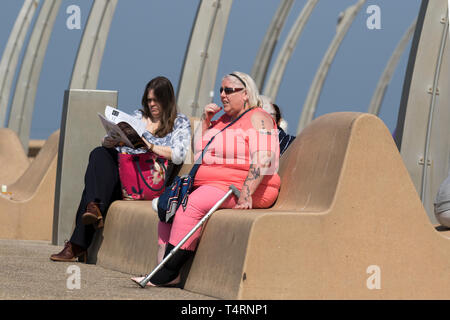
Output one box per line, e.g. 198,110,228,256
223,71,260,108
279,118,288,131
260,95,289,131
259,95,275,118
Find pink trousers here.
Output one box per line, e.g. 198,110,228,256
158,185,237,251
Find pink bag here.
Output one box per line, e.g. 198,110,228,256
118,152,168,200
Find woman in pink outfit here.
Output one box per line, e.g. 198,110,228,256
132,71,281,287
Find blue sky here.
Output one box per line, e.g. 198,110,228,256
0,0,421,139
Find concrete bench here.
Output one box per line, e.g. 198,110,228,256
0,128,30,185
28,139,47,159
97,112,450,299
0,130,59,240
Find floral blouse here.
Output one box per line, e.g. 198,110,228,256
116,110,191,165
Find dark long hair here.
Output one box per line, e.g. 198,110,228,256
140,76,177,137
272,103,282,126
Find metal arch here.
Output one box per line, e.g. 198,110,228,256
263,0,319,101
368,19,417,116
421,16,448,203
396,0,449,224
297,0,366,135
0,0,39,127
177,0,233,117
7,0,61,150
251,0,294,91
69,0,118,89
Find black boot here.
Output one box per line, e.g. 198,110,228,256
150,243,193,285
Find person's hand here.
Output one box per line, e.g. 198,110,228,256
233,187,252,209
102,135,120,148
234,196,252,209
202,103,222,122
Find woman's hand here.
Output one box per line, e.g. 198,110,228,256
233,150,275,210
234,186,253,209
102,135,120,148
193,103,222,150
202,103,222,122
141,137,173,160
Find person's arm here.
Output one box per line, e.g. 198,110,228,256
192,103,222,151
142,139,173,159
142,114,191,165
235,151,271,209
234,150,275,209
234,111,279,209
137,109,175,160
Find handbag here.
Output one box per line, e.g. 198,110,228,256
118,151,168,200
157,108,254,223
157,174,194,223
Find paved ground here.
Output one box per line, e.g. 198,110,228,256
0,239,214,300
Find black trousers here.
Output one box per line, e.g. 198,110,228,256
70,146,122,249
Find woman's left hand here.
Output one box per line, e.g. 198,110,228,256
234,189,252,209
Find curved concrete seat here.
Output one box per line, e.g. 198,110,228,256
0,130,59,240
0,128,30,185
28,139,47,158
97,112,450,299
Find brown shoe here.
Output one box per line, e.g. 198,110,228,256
50,241,87,262
81,201,104,229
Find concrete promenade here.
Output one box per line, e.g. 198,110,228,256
0,239,213,300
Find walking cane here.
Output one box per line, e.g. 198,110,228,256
134,184,241,288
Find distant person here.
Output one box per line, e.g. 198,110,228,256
434,172,450,229
260,95,296,155
50,76,191,262
131,71,281,287
272,103,296,155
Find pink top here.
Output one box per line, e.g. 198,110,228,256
193,108,281,208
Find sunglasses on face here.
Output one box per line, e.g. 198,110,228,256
220,87,245,95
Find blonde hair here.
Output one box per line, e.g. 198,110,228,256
260,95,275,117
223,71,261,108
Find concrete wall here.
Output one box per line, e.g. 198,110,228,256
52,89,117,245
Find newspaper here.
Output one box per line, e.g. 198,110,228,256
98,105,147,149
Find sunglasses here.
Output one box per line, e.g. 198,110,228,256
220,87,245,95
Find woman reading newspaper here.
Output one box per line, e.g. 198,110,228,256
50,76,191,262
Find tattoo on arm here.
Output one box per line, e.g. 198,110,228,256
241,164,262,202
243,184,251,202
249,165,261,180
259,119,272,135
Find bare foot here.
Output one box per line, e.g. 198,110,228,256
131,276,153,287
131,274,181,287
